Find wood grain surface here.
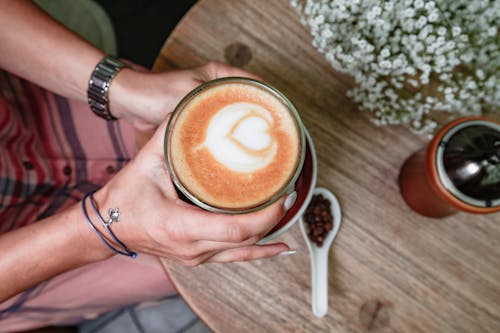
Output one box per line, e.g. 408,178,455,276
152,1,500,332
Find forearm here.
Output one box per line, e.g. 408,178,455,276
0,0,104,102
0,192,113,302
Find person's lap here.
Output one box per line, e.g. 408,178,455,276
0,72,176,332
0,254,176,332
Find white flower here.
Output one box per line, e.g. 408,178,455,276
452,26,462,37
424,1,436,11
428,10,439,23
405,8,415,18
467,81,478,90
293,0,499,134
380,48,391,58
425,35,436,45
435,55,446,67
476,69,485,80
380,60,392,68
444,41,455,51
393,58,403,68
415,16,428,29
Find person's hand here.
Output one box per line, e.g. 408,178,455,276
93,119,292,266
109,61,261,134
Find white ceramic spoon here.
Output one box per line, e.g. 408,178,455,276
299,187,342,318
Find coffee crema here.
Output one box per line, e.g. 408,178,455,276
169,80,302,210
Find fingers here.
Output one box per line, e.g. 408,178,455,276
181,196,287,243
199,61,263,82
192,235,261,254
205,243,290,263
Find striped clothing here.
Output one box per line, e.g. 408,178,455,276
0,69,137,232
0,71,175,331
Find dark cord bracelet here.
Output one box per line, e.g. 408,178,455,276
88,192,137,258
82,192,137,258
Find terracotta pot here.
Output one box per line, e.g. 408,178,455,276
399,116,500,218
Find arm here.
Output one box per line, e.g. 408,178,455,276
0,201,112,301
0,0,260,133
0,121,290,303
0,1,289,303
0,0,103,102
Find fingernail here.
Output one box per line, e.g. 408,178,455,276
284,191,297,211
276,249,297,256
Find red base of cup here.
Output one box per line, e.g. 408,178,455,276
261,128,317,241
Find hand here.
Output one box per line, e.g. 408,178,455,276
109,61,261,133
94,119,291,266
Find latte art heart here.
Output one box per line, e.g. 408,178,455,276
169,81,301,210
204,102,278,172
231,116,271,151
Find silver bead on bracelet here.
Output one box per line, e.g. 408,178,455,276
104,208,120,227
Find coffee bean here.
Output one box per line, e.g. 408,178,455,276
304,194,334,247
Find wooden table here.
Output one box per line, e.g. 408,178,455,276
152,1,500,332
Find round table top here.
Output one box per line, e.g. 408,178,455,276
152,1,500,332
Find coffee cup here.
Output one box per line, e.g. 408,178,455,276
259,127,317,242
164,77,306,214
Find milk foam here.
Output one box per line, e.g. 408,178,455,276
204,102,277,172
170,81,302,210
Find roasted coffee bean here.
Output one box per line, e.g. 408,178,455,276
303,194,334,247
313,227,323,236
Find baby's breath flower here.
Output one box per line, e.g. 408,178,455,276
293,0,499,134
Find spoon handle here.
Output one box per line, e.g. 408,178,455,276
311,249,329,317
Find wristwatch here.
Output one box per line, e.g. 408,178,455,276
87,56,129,121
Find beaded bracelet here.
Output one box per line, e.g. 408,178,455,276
82,192,137,258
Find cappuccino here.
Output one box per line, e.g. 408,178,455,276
166,78,303,212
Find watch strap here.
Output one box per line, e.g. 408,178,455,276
87,56,129,121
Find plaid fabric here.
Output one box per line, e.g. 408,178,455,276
0,70,137,233
0,71,176,332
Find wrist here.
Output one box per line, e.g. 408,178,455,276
85,182,140,257
87,56,131,121
77,188,119,261
108,66,161,130
107,67,139,120
108,68,175,132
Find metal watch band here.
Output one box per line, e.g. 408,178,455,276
87,56,129,121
